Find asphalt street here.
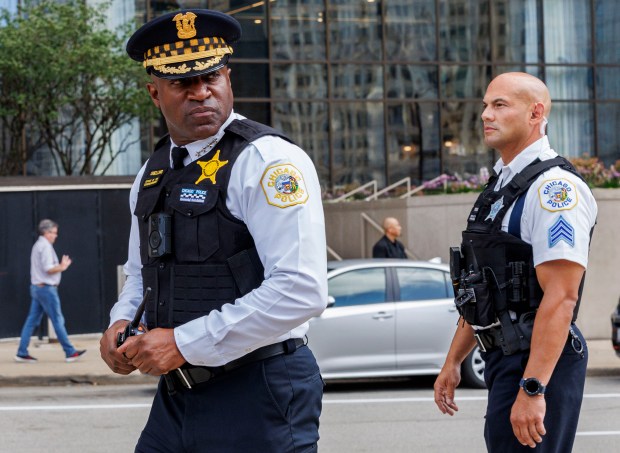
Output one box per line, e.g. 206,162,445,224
0,376,619,452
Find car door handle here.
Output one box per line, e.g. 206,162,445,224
372,312,393,320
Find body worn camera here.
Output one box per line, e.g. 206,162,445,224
117,287,151,347
148,213,172,258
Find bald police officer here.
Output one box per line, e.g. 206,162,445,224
99,9,327,453
433,73,597,452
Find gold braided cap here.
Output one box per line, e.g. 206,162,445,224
143,36,233,69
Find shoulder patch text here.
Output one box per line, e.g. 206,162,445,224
261,164,308,208
538,178,578,212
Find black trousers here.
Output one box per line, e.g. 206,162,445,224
482,325,587,452
135,345,323,453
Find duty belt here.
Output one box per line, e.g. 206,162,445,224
474,320,582,356
474,326,504,352
165,338,305,393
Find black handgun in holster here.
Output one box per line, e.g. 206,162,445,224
117,287,151,347
450,244,496,327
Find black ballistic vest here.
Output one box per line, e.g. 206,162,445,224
461,157,588,322
134,119,292,329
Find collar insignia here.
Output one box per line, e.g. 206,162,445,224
485,196,504,222
173,12,197,39
143,168,166,188
195,150,228,185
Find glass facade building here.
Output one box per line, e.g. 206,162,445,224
5,1,620,187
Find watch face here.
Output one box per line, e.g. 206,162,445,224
522,377,545,395
524,379,540,394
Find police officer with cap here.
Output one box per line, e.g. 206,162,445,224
100,9,327,452
433,73,597,452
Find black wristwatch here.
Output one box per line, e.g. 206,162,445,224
519,377,546,396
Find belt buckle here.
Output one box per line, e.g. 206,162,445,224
175,369,192,389
473,332,487,353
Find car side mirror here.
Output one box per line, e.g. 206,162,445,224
327,295,336,308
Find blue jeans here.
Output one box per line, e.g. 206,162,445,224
17,285,77,358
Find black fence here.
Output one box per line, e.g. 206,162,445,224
0,177,134,338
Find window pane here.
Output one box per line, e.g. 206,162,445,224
230,63,269,98
218,0,268,59
331,102,386,187
328,0,382,61
543,0,591,63
548,102,594,159
331,64,383,100
272,102,330,184
596,103,620,165
385,0,436,61
271,0,326,60
439,0,490,62
234,102,271,126
494,65,543,79
386,65,438,99
396,267,449,301
387,103,440,185
272,64,327,99
440,65,491,99
595,1,620,63
328,268,387,307
491,0,541,63
546,67,593,100
596,67,620,100
441,101,493,178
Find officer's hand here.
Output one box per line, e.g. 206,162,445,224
433,365,461,416
118,328,186,376
100,320,137,375
510,391,546,448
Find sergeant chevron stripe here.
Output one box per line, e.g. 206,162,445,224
548,215,575,248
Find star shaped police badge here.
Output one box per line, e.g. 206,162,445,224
195,150,228,184
485,196,504,222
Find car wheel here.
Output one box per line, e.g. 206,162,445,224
461,346,486,389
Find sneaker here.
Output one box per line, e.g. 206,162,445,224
14,354,38,363
65,350,87,363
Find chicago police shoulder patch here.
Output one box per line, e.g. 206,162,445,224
538,178,578,212
261,163,308,208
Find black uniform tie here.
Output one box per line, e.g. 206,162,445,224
171,146,189,169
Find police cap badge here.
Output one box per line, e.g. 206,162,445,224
126,9,241,80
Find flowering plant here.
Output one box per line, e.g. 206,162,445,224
569,156,620,188
322,156,620,200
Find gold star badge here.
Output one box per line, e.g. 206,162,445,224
195,150,228,184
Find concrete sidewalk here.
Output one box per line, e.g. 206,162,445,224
0,334,158,387
0,334,618,387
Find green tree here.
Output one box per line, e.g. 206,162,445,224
0,0,156,176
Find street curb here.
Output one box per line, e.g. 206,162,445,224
0,368,617,388
585,368,620,377
0,373,159,387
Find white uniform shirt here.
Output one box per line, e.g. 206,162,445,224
494,136,597,268
31,236,61,286
109,111,328,367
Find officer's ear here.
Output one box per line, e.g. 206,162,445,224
531,102,545,120
146,81,160,109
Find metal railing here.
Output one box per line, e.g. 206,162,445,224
326,245,343,261
328,180,378,203
327,174,449,203
364,177,411,201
